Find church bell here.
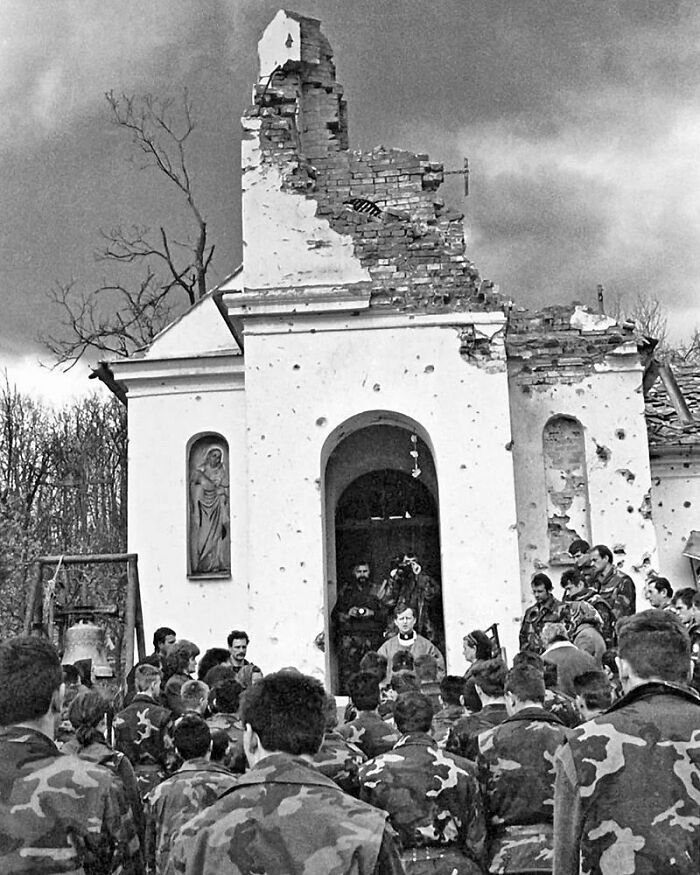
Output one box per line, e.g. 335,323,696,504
61,619,114,679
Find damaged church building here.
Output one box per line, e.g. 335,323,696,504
106,11,700,688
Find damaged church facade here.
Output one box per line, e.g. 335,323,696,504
109,11,699,686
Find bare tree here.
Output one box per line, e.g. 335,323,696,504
672,327,700,365
609,292,669,353
0,382,127,637
43,91,215,368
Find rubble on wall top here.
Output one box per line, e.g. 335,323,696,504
504,303,648,385
506,304,635,346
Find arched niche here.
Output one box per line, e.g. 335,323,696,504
187,433,231,578
322,413,444,692
542,415,591,563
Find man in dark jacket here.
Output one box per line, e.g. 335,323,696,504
519,575,561,654
540,623,598,698
589,544,636,633
446,659,508,761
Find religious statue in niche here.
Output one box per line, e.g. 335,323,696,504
188,438,231,575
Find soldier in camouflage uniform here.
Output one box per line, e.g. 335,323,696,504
477,664,569,874
432,675,468,748
511,652,579,729
165,671,405,874
61,689,145,838
339,671,401,758
518,575,561,654
144,715,237,874
0,635,143,874
312,693,367,796
205,676,246,773
114,663,177,799
589,544,636,632
446,660,508,762
554,610,700,874
360,691,486,874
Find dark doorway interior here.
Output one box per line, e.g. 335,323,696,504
333,468,444,689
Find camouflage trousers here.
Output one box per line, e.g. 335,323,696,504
399,846,485,875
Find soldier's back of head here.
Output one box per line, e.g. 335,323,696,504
0,636,142,874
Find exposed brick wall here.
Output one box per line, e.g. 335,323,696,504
506,305,637,388
246,16,498,313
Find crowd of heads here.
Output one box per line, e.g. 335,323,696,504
2,571,698,760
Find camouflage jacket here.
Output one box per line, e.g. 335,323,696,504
518,594,561,654
0,725,143,874
432,703,468,748
144,757,237,874
445,703,508,762
114,693,176,797
61,735,145,837
360,732,486,866
554,681,700,875
205,712,246,773
477,707,569,873
312,729,367,796
595,566,636,626
339,710,401,759
164,752,405,875
542,688,580,728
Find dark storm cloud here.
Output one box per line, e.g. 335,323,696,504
1,0,699,373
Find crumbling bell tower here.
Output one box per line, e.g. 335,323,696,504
220,10,521,681
236,9,499,312
111,10,657,684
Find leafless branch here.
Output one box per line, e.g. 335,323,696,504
43,90,216,368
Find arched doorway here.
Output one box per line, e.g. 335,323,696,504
324,421,444,692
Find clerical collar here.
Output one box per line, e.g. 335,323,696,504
398,632,416,644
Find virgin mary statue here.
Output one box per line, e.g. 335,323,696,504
189,442,230,574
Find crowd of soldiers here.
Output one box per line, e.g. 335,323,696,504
2,539,700,874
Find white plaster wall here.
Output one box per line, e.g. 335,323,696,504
258,11,302,78
143,295,238,360
125,377,249,653
651,456,700,587
241,316,522,679
509,363,658,609
241,118,371,289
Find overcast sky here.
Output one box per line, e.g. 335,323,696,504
2,0,700,398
